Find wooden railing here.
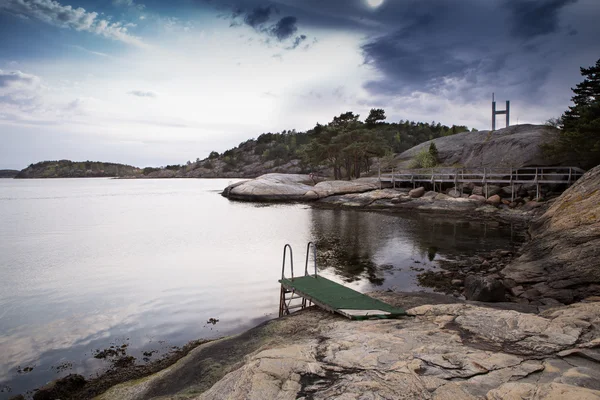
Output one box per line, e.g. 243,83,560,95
379,166,586,200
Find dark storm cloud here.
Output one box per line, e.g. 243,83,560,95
243,5,274,28
270,16,297,40
356,0,592,102
215,1,309,46
505,0,577,39
205,0,597,107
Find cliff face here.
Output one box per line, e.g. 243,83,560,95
502,164,600,303
395,124,565,169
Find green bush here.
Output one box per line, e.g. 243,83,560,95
410,148,437,168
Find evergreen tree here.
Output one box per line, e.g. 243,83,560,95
428,142,439,163
365,108,386,127
550,58,600,169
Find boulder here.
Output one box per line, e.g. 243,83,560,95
446,188,461,198
409,186,425,198
472,186,484,196
500,185,517,197
487,185,502,197
486,194,502,206
464,275,506,302
502,165,600,303
310,178,379,198
463,182,475,194
317,189,399,207
469,194,486,202
222,173,315,201
422,190,438,199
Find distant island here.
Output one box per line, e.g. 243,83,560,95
15,160,142,179
0,169,19,178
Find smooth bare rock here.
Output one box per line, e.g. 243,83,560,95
309,178,379,198
222,173,315,201
502,165,600,303
316,189,399,207
394,124,564,169
486,194,502,206
422,190,438,199
447,188,462,198
98,299,600,400
521,200,543,211
469,194,486,202
409,186,425,198
486,382,600,399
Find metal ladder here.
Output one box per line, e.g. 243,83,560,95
278,242,317,317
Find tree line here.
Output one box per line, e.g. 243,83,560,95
205,110,470,179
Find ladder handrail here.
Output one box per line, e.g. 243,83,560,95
305,242,318,277
282,244,294,280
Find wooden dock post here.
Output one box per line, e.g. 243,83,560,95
454,169,458,195
483,168,488,198
510,167,514,202
535,168,540,200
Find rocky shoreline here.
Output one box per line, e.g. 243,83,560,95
82,293,600,399
222,173,552,225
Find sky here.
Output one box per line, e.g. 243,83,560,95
0,0,598,169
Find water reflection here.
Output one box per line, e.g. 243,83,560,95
309,209,523,292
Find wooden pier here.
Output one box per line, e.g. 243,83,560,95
378,166,585,200
278,243,406,320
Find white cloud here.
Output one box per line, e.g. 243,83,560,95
128,90,157,98
113,0,145,11
0,69,41,103
159,16,194,32
0,0,147,47
68,45,110,58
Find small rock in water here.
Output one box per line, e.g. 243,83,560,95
464,275,506,302
451,279,462,287
207,318,219,325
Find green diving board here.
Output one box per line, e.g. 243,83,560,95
279,275,406,320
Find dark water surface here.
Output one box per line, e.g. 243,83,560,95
0,178,523,398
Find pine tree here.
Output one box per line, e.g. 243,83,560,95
555,58,600,169
428,142,439,163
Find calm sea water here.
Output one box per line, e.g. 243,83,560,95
0,178,522,398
